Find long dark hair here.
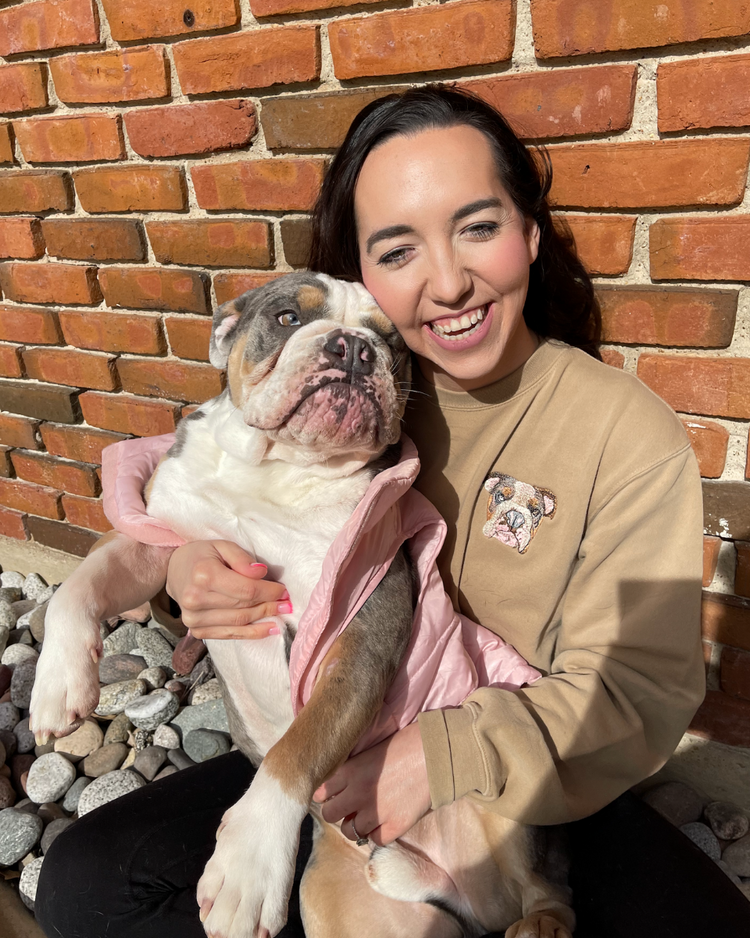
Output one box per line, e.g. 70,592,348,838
308,85,601,360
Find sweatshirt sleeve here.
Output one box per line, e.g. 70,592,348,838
418,443,705,825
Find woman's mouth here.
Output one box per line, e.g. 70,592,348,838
429,305,487,341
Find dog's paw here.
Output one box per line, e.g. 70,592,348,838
197,766,305,938
505,912,573,938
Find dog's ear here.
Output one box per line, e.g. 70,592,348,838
210,291,254,369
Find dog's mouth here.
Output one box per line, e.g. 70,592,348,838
276,379,386,447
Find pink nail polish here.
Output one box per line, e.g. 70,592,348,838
280,589,290,601
251,563,267,571
277,601,293,615
268,626,280,635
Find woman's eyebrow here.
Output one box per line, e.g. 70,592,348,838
366,224,414,254
451,197,504,224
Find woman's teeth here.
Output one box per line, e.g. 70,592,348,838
430,306,486,341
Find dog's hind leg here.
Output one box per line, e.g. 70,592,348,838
29,530,173,744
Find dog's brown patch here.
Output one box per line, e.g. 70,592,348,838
364,308,396,336
297,285,325,312
227,330,252,405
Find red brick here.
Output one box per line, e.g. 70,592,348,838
549,139,750,210
0,218,45,260
0,445,10,478
0,380,80,423
166,317,211,362
651,217,750,282
213,272,282,305
125,100,256,159
22,347,117,392
251,0,377,12
0,506,27,540
101,0,239,42
330,0,514,80
42,218,144,263
737,544,750,599
118,358,223,404
637,355,750,420
703,535,721,588
0,63,48,115
80,391,178,436
531,0,750,59
682,419,730,479
0,171,71,214
40,424,124,464
0,125,13,165
74,166,186,213
747,429,750,481
721,646,750,702
173,25,319,95
146,220,271,269
689,689,750,748
50,45,169,105
0,262,101,306
11,450,99,497
61,493,111,533
466,64,636,141
26,515,98,555
192,159,324,213
15,113,124,163
658,53,750,133
0,0,99,57
60,309,164,355
0,306,61,344
0,414,40,450
559,215,635,276
0,477,62,520
280,217,310,269
0,343,24,378
598,286,737,348
599,348,624,369
98,267,208,315
702,593,750,653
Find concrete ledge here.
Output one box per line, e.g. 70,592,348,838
0,536,81,585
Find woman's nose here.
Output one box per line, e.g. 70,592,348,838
425,256,473,306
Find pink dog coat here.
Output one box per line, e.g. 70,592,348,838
102,435,540,753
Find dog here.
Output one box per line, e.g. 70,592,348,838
30,272,575,938
483,473,557,555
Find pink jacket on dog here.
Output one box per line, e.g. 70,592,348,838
101,434,539,754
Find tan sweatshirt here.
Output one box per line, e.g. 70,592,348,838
409,339,705,826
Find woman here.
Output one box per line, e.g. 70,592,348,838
36,87,748,937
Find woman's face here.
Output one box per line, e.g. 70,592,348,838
354,125,540,391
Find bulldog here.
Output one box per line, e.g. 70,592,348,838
29,273,574,938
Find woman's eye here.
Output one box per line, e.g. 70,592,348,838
277,312,301,326
465,222,499,240
378,247,411,268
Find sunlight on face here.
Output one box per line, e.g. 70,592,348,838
355,125,540,391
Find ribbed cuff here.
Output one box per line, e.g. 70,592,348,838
418,706,487,809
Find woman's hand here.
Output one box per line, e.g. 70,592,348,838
166,540,290,640
312,723,432,846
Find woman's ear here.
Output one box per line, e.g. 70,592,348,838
526,218,541,264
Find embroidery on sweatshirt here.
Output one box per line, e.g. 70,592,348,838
482,472,556,554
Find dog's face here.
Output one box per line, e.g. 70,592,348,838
210,272,410,460
482,473,556,554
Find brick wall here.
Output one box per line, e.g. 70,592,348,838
1,0,750,753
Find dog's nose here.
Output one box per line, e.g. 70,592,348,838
323,331,374,376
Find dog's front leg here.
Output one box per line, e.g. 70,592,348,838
197,547,414,938
30,530,174,743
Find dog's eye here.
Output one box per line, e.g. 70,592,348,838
277,311,301,327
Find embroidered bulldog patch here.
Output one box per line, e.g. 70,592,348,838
483,472,556,554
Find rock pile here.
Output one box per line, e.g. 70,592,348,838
0,567,233,913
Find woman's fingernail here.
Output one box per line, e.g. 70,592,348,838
251,563,267,571
277,602,293,615
268,626,280,636
280,589,290,601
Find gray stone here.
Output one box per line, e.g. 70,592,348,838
170,699,229,738
41,817,74,854
54,720,103,762
124,689,180,731
642,781,703,828
680,822,721,861
723,833,750,878
190,678,222,706
22,573,48,602
1,572,26,591
81,742,128,777
0,587,22,604
164,679,188,703
13,717,34,755
26,753,76,804
152,724,180,750
10,628,34,647
136,629,174,670
10,657,37,709
99,654,148,685
37,802,65,824
95,679,148,716
60,776,91,814
152,765,179,782
0,607,15,634
183,729,231,763
26,603,48,643
19,854,44,911
102,620,141,657
0,702,20,732
11,599,37,621
138,667,166,690
705,802,749,842
0,738,5,769
0,776,16,810
13,799,37,816
167,749,195,771
0,729,16,759
34,740,55,757
149,621,181,648
132,728,152,751
189,656,214,685
77,770,146,817
103,712,133,745
1,643,37,669
715,859,743,888
0,807,43,866
133,746,167,781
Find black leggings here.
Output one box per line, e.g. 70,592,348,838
36,751,750,938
